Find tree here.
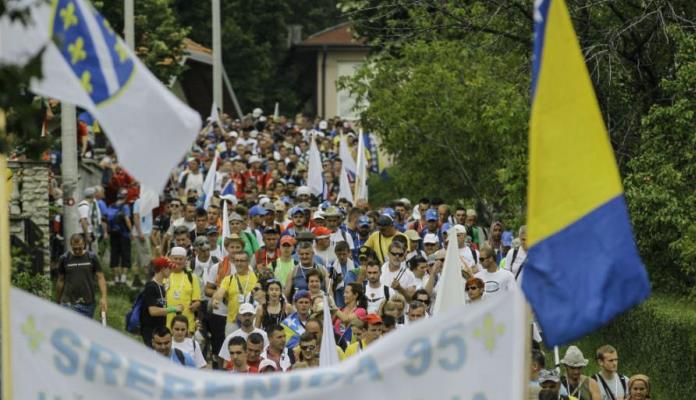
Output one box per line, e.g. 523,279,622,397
173,0,343,113
94,0,190,83
624,28,696,295
342,39,529,223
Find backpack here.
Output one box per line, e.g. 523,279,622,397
362,281,390,301
105,203,127,231
592,373,627,400
125,290,144,334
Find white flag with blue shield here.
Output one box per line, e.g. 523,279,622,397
0,0,201,189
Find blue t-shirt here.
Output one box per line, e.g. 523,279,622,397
170,349,196,367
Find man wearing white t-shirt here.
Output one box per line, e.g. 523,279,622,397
364,261,395,314
380,242,416,300
475,244,515,297
219,303,269,363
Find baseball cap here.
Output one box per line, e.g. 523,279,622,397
377,215,393,227
358,246,376,260
273,200,286,211
194,237,209,247
263,226,280,235
206,226,219,235
262,202,276,212
293,289,311,302
423,233,439,245
152,257,172,271
363,314,383,325
313,227,332,239
313,211,325,220
249,205,270,217
322,206,341,218
229,212,244,222
83,187,96,197
296,186,311,197
295,231,315,242
538,369,560,383
238,303,256,315
425,209,438,222
382,208,396,219
357,216,370,228
290,206,305,216
279,235,296,246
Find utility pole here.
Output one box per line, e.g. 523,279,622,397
212,0,223,111
124,0,135,49
61,103,79,241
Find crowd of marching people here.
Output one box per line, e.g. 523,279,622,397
51,108,652,399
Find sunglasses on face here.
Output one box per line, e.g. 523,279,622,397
479,256,490,262
390,252,404,257
301,345,316,351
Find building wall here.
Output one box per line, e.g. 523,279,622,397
8,161,51,266
316,49,369,119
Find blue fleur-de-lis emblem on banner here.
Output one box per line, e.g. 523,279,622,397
50,0,135,105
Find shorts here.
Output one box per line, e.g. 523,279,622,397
133,234,152,267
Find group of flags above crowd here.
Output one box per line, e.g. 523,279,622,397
0,0,653,398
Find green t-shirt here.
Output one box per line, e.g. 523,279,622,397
273,258,296,288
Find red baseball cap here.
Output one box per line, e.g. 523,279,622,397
363,314,383,325
313,227,332,239
152,257,172,272
279,235,296,246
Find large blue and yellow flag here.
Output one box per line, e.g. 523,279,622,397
524,0,650,346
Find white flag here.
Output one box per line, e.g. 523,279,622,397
338,164,354,204
354,131,369,201
432,227,468,314
137,186,160,216
319,295,340,367
9,286,526,399
0,0,201,190
339,134,357,176
202,151,219,210
307,135,324,197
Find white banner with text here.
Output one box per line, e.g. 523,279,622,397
10,287,526,399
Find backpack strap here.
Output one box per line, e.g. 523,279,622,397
174,348,186,365
619,375,627,395
593,374,617,400
510,248,519,268
185,269,193,285
383,285,390,301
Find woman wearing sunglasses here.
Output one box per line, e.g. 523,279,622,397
465,277,485,304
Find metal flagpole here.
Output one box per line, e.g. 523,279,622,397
61,103,80,241
124,0,135,49
212,0,223,111
1,110,14,399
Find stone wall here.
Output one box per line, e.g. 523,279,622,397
8,161,51,266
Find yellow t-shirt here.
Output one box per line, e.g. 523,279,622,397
365,231,409,264
220,271,258,323
166,271,201,333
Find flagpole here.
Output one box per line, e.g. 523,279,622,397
212,0,223,111
124,0,135,49
61,103,80,241
1,109,14,399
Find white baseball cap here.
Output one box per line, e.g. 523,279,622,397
423,233,439,244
